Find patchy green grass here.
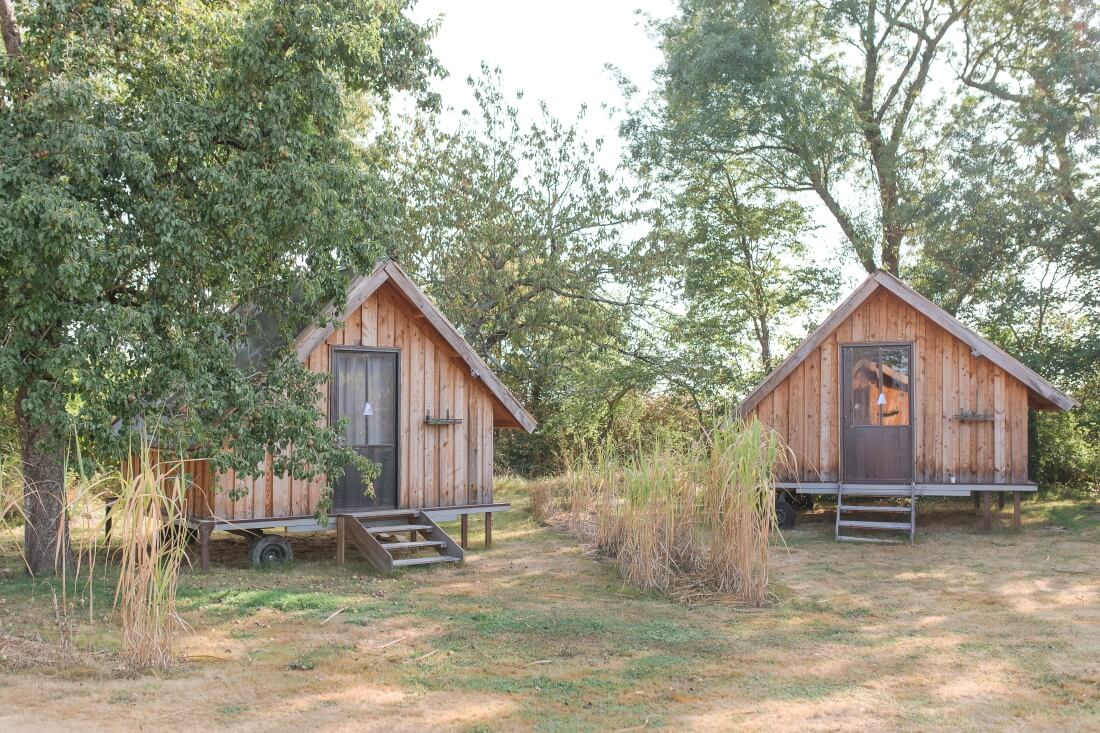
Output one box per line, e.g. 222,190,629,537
0,486,1098,731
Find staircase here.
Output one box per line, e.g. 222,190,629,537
834,485,916,544
336,510,464,572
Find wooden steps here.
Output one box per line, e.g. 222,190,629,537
336,510,464,572
368,524,432,534
835,485,916,544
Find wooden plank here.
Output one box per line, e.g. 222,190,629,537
1011,380,1029,483
272,451,291,517
818,340,835,481
454,365,467,505
344,304,362,347
805,350,820,479
409,326,424,509
975,359,990,481
993,367,1007,482
360,296,377,347
788,364,804,479
439,362,454,506
422,335,437,508
913,314,926,481
482,392,494,503
378,291,395,345
957,342,972,482
468,383,480,504
396,297,411,507
940,329,953,481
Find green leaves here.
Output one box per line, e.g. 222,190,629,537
1,1,437,492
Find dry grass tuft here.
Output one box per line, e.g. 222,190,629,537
548,417,789,606
1,434,194,670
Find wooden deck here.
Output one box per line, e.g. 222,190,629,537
184,502,510,533
775,482,1036,497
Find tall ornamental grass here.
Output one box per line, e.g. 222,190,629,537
0,433,192,670
559,417,788,605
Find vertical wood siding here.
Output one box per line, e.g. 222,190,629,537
187,281,497,520
748,288,1032,484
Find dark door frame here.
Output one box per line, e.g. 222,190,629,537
329,345,401,509
838,341,915,484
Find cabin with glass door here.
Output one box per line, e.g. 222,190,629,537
738,271,1077,542
180,259,536,570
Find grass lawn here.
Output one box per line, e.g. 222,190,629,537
0,488,1098,731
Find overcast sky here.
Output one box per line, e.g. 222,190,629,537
411,0,675,165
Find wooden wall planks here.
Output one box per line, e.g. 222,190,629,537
750,288,1031,485
186,281,498,520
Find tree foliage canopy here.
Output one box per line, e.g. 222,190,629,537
0,0,438,570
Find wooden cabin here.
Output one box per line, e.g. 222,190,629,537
179,259,536,570
738,271,1077,541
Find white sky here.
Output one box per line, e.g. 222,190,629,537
411,0,674,167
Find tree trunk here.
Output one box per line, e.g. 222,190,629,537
15,387,71,576
0,0,20,57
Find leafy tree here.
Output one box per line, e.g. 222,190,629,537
384,68,657,473
0,0,437,574
652,0,1099,277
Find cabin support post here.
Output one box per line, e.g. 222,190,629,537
484,512,492,548
104,497,116,542
1013,491,1021,529
336,515,346,565
199,521,213,572
982,491,992,530
997,492,1005,510
460,514,468,549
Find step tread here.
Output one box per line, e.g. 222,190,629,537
839,488,915,496
837,519,912,530
366,524,432,534
391,555,460,567
836,535,906,544
838,504,912,513
382,540,445,550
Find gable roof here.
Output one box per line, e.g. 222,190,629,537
293,259,537,433
738,270,1079,416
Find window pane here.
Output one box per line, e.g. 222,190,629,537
880,347,910,426
367,352,396,446
850,347,881,426
334,352,367,446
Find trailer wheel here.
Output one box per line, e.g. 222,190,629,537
249,535,293,567
776,496,796,529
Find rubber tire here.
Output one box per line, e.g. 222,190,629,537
776,497,796,529
249,535,293,567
